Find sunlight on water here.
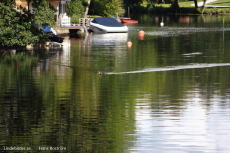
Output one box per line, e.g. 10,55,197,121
130,91,230,153
90,33,128,45
144,27,230,37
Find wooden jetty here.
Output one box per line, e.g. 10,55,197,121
56,18,92,34
58,26,86,30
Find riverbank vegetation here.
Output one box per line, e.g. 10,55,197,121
67,0,230,24
141,0,230,14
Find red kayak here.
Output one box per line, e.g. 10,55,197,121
121,18,138,24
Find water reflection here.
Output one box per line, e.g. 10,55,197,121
89,33,128,46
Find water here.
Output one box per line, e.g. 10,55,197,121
1,14,230,153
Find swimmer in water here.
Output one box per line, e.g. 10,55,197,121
97,71,105,76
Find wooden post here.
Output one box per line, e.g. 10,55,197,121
128,7,130,18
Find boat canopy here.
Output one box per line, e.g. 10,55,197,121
91,17,123,27
41,25,57,35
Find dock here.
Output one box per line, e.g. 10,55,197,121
55,26,90,35
55,18,92,34
57,26,89,30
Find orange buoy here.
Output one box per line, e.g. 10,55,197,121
138,30,145,35
138,30,145,40
126,40,132,48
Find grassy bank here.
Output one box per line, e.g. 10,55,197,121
153,0,230,8
137,0,230,14
209,0,230,6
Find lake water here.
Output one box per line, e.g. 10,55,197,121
1,14,230,153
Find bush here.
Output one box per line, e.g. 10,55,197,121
71,14,82,24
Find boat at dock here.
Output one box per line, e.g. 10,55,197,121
41,25,64,43
120,6,138,25
90,17,128,33
121,18,138,24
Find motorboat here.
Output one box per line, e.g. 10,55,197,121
121,18,138,24
120,7,138,24
90,17,128,33
41,25,64,43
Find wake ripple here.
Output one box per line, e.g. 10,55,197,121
105,63,230,75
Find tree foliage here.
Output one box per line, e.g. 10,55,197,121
0,0,56,47
66,0,85,23
66,0,85,17
123,0,142,9
0,3,38,46
32,0,56,26
89,0,123,17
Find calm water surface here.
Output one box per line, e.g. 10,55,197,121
1,15,230,153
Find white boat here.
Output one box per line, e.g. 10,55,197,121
90,17,128,33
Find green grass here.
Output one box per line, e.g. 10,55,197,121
138,0,230,14
178,0,203,7
178,0,230,7
155,0,230,7
167,0,230,14
154,1,212,8
208,0,230,6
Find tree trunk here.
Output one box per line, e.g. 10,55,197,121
194,0,198,9
84,0,91,18
201,0,207,14
172,0,180,12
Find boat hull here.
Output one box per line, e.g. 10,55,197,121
121,19,138,24
49,34,64,43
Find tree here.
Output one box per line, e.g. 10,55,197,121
0,0,56,47
171,0,180,12
66,0,85,24
66,0,85,17
32,0,56,26
84,0,91,18
123,0,142,9
200,0,207,14
194,0,198,9
89,0,123,17
0,2,39,47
